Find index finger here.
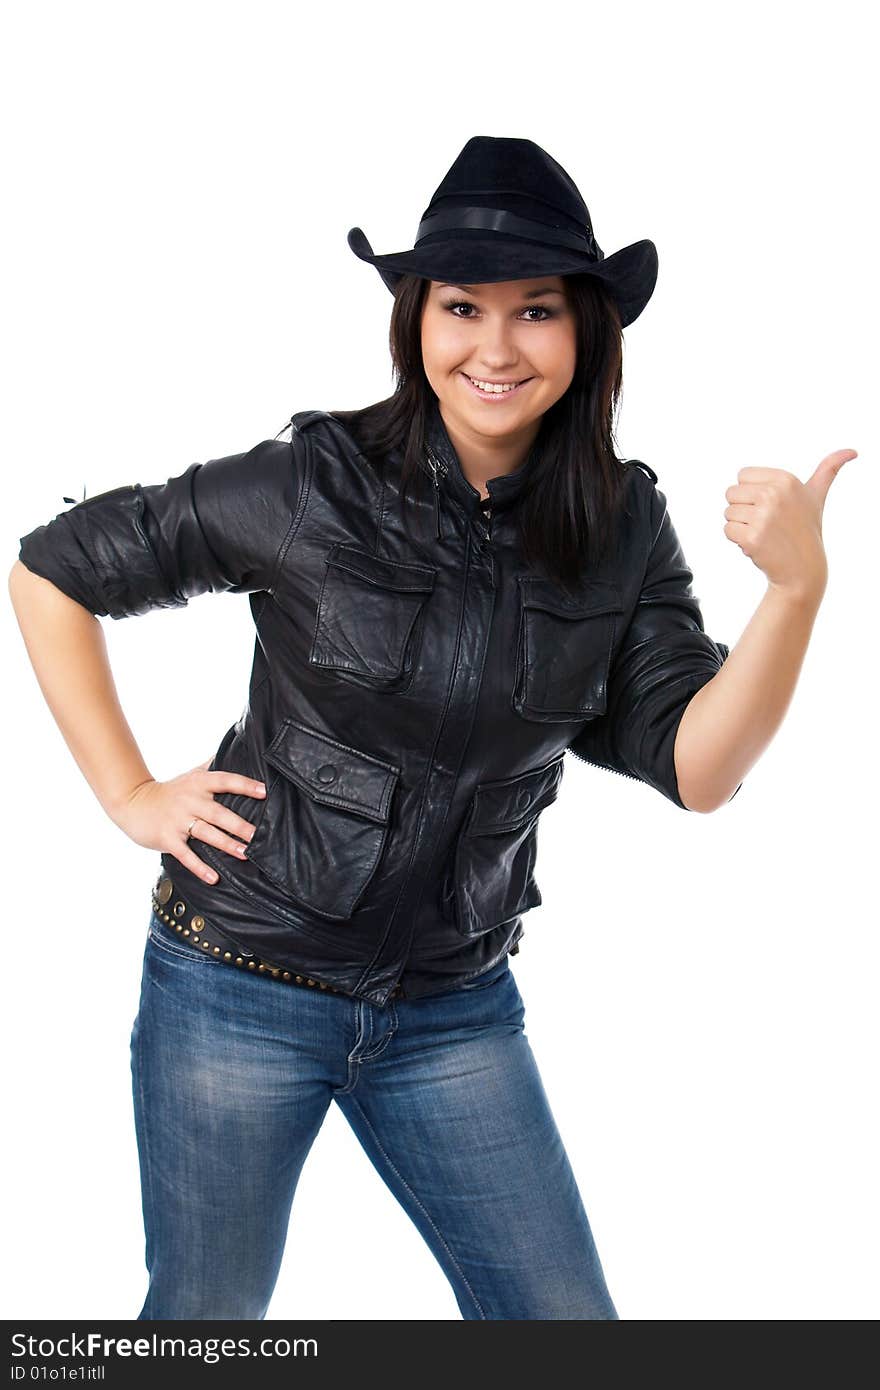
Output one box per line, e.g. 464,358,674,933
205,771,267,798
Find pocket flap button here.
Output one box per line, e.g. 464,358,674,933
317,763,337,784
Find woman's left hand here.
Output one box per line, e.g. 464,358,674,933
723,448,857,601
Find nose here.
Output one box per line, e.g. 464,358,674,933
476,323,522,374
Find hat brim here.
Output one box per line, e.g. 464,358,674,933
347,226,658,328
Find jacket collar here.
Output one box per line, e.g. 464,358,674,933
422,396,536,515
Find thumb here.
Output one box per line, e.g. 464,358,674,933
805,448,857,508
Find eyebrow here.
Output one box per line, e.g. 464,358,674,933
437,283,566,299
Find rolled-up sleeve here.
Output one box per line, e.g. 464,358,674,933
17,436,304,619
567,479,743,811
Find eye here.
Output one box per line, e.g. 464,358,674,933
442,300,556,322
444,300,478,319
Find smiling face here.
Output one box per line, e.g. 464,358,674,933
420,277,578,455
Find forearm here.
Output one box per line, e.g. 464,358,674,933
673,581,825,812
8,561,155,821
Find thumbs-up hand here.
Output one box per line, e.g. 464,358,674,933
723,449,857,601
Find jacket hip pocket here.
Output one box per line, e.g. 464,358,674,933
309,544,437,693
448,755,565,939
512,576,624,722
245,719,400,921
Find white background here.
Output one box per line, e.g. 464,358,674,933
2,0,876,1322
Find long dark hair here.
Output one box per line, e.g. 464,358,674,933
329,272,632,586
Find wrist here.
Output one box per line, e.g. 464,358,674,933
105,774,156,823
766,575,826,610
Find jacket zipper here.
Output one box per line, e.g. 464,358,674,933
567,743,641,782
477,499,495,588
426,448,447,541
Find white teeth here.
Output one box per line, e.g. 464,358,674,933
468,376,523,393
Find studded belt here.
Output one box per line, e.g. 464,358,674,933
150,871,404,999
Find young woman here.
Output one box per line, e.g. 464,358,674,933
10,136,844,1321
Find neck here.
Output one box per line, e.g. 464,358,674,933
436,401,540,499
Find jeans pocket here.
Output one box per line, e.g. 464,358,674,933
147,911,222,965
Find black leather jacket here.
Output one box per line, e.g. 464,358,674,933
17,399,741,1005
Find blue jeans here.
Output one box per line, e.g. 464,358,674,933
130,910,619,1320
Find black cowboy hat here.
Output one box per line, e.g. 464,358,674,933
348,135,658,328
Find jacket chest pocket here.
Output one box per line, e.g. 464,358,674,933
246,719,400,921
445,756,565,939
309,544,437,693
512,576,624,722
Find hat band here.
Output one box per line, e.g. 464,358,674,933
415,206,604,261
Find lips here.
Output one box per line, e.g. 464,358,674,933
461,372,534,401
